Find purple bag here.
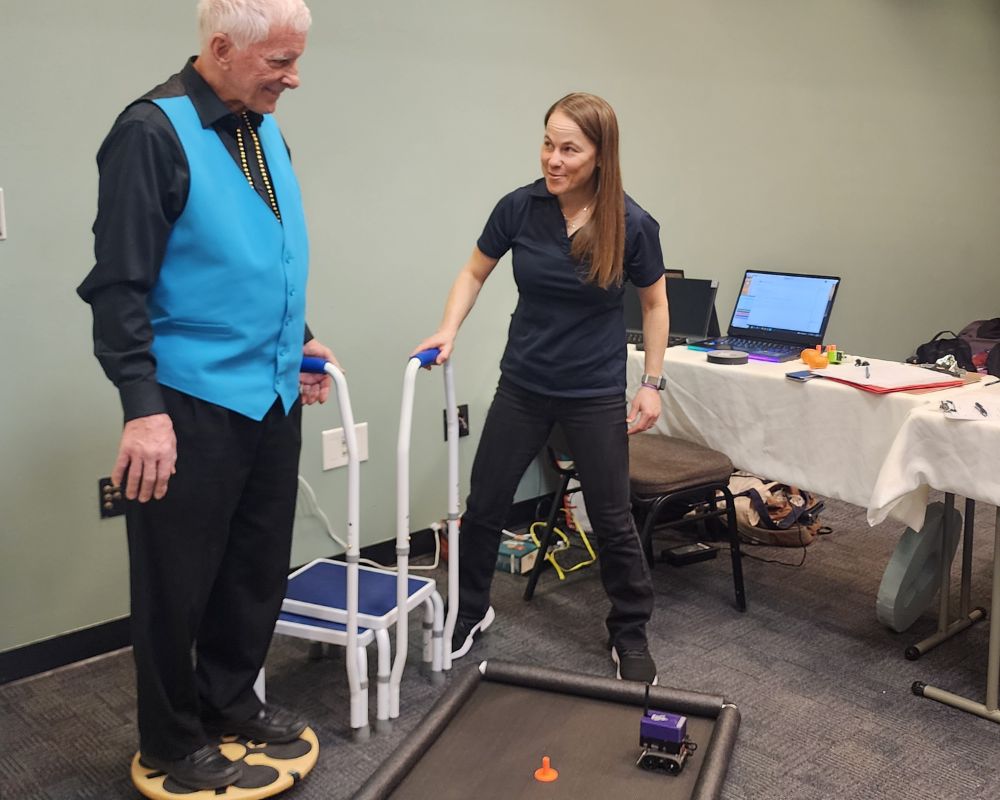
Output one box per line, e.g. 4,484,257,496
958,318,1000,357
987,343,1000,378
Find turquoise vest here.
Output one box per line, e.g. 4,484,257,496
149,96,309,421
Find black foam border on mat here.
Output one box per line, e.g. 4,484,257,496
350,659,740,800
351,665,482,800
483,659,727,718
691,703,741,800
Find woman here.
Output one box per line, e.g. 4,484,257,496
414,92,669,683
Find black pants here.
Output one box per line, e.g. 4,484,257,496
459,377,654,649
126,387,302,760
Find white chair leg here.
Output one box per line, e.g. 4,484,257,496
375,628,392,733
350,642,370,741
422,598,434,667
429,592,446,681
389,641,401,721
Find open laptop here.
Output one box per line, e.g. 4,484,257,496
688,269,841,362
624,274,719,348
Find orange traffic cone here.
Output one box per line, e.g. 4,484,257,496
534,755,559,782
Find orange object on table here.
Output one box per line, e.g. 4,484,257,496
801,349,828,369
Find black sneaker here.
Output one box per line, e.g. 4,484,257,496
205,704,307,744
451,606,496,659
139,744,242,790
611,644,658,685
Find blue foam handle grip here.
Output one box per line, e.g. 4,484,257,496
300,357,328,374
412,348,442,367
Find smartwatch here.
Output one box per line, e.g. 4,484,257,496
640,373,667,391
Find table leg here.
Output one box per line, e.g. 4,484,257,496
913,506,1000,724
985,505,1000,712
937,495,954,627
905,495,987,661
960,498,976,617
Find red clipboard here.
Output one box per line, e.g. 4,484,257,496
820,375,964,394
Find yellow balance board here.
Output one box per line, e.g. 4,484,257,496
132,727,318,800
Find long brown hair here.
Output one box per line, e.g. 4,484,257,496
544,92,625,289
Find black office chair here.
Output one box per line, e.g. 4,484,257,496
523,447,586,601
628,433,747,612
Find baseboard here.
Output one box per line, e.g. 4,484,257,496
0,617,131,686
0,500,553,686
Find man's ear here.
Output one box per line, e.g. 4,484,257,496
208,32,233,69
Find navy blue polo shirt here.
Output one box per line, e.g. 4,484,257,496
477,178,664,397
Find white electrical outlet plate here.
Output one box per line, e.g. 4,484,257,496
322,422,369,470
0,188,7,241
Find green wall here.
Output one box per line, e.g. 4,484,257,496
2,1,999,654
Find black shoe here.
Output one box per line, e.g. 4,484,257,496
205,705,307,744
140,744,242,790
451,606,496,659
611,644,658,684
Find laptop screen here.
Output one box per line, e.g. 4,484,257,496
623,280,645,333
666,277,718,339
623,272,715,340
727,270,840,344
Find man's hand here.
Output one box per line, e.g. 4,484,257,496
626,387,662,435
301,338,339,405
113,413,177,502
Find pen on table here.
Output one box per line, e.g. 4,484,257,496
864,364,870,380
974,402,988,417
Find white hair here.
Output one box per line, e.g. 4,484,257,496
198,0,312,49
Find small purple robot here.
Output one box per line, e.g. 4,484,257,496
636,686,698,774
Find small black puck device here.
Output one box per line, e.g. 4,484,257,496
707,350,749,365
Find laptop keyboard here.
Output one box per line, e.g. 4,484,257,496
627,331,691,348
726,337,797,353
690,337,802,362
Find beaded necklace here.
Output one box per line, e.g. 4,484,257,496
235,112,281,222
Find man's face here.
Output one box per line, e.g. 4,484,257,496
224,27,307,114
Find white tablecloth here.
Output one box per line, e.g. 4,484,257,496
627,347,980,527
867,390,1000,530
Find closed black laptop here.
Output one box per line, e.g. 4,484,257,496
624,275,718,348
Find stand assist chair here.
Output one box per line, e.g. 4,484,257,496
270,352,458,741
628,433,746,612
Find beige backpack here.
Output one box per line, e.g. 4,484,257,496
723,473,825,547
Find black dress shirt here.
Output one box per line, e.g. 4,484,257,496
78,58,311,421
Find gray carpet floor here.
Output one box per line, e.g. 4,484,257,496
3,496,1000,799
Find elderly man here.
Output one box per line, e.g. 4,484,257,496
78,0,332,790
